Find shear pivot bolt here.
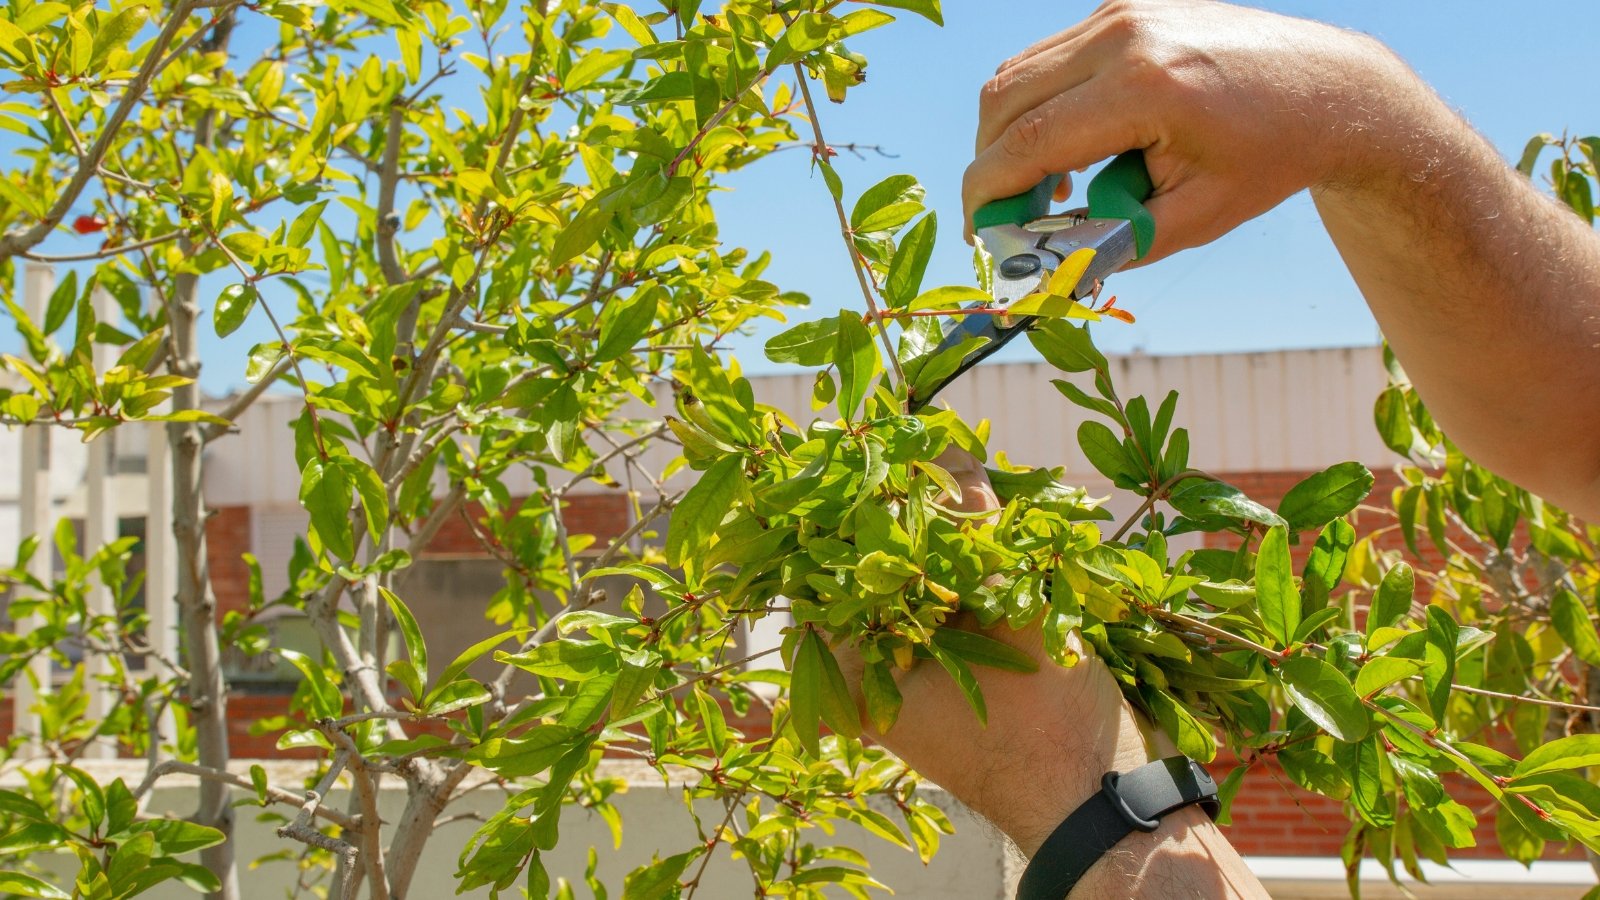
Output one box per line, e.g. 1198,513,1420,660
999,254,1042,279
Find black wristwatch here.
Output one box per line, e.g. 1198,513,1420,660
1014,755,1220,900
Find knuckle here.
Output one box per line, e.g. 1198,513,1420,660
1000,108,1053,160
977,71,1013,117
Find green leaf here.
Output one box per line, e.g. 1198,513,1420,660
1352,657,1426,698
1302,519,1355,602
1168,479,1286,529
1367,562,1414,638
790,629,825,757
834,310,879,420
811,631,861,741
1030,320,1106,373
767,12,835,67
1276,462,1373,532
765,317,838,366
287,199,328,249
855,550,920,593
906,284,987,312
1213,765,1248,826
0,872,69,899
849,174,924,234
425,630,528,706
213,284,259,338
466,726,583,778
927,641,985,725
664,455,742,568
1142,686,1215,762
299,457,354,561
1255,525,1299,648
854,0,942,25
138,817,226,856
861,658,902,733
1374,386,1412,455
885,212,936,306
343,456,388,545
610,648,661,721
1279,655,1368,742
565,48,632,91
1551,589,1600,666
595,285,659,362
1514,734,1600,779
1076,420,1138,484
380,587,426,685
1516,133,1554,177
501,640,616,681
621,851,696,900
1424,605,1458,721
550,194,615,267
42,269,75,335
930,628,1037,673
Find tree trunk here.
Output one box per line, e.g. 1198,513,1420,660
166,14,239,898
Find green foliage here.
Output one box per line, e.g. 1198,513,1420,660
1,0,1597,896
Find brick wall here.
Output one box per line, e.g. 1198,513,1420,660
422,492,632,558
206,504,253,616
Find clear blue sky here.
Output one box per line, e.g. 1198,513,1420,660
715,0,1595,375
6,2,1592,393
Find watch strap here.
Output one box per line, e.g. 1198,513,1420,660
1014,755,1220,900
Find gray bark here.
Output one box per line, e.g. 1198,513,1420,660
166,12,240,899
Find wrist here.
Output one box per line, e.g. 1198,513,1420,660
941,633,1161,857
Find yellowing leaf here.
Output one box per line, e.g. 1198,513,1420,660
1006,292,1099,320
1045,247,1097,296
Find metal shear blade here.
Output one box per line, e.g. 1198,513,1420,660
906,215,1138,412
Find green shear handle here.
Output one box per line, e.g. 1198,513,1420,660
972,151,1157,259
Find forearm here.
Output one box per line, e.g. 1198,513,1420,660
876,625,1266,898
1313,58,1600,516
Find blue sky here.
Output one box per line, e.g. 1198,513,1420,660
716,0,1597,374
6,1,1593,393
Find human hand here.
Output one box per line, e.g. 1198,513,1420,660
963,0,1430,263
846,447,1161,856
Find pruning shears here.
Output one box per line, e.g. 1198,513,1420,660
906,152,1157,413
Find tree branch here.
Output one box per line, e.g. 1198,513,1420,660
789,64,906,396
0,0,199,261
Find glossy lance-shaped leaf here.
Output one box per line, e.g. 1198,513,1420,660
1302,518,1355,611
861,658,902,733
299,456,354,561
930,627,1038,673
1514,735,1600,779
213,284,259,337
1030,318,1107,371
790,629,827,755
1279,655,1368,741
1367,562,1414,639
1550,589,1600,666
381,587,428,699
1276,462,1374,532
1353,657,1427,698
1169,480,1286,529
664,455,743,568
850,174,924,234
835,310,880,420
1423,606,1459,721
1255,525,1299,648
766,317,838,366
885,211,937,306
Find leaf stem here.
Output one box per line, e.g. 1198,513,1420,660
789,63,907,399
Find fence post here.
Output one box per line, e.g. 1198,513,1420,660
14,263,56,756
80,288,119,758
